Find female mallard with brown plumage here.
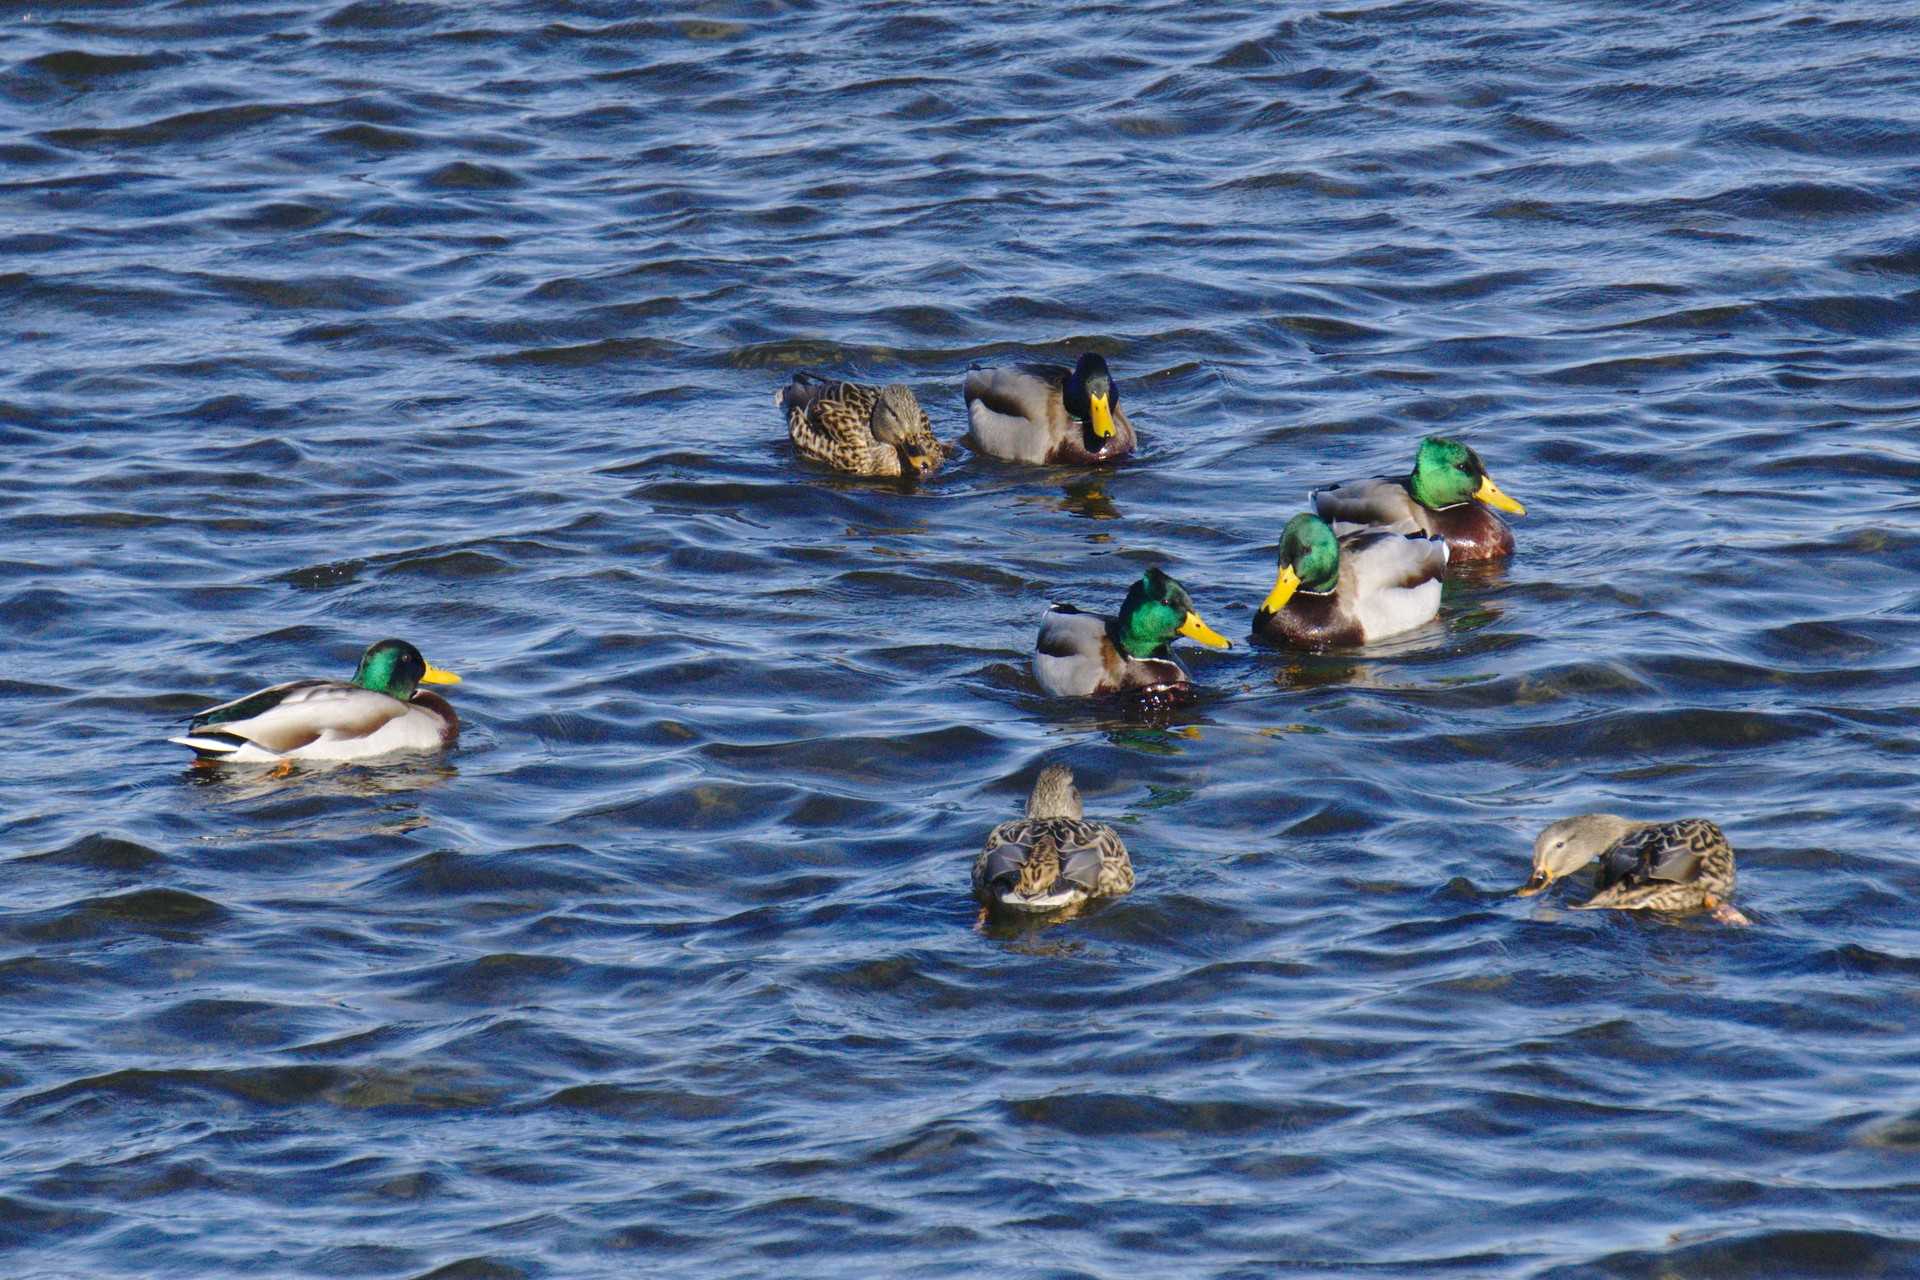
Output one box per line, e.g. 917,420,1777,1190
1518,815,1749,925
974,764,1133,914
1034,567,1230,698
778,372,942,479
962,352,1135,465
1251,513,1448,649
1312,436,1526,561
170,638,461,765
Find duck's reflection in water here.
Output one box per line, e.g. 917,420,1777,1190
182,759,454,840
1057,476,1120,521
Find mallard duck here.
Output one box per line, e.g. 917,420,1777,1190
1034,566,1230,698
1312,436,1525,561
1518,814,1749,925
962,352,1136,464
778,372,941,479
170,638,461,764
1252,514,1448,649
974,764,1133,913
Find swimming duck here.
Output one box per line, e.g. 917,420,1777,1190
974,764,1133,913
1034,567,1230,698
1519,814,1749,925
1252,514,1449,649
778,372,942,480
962,352,1136,464
1312,436,1525,561
170,638,461,764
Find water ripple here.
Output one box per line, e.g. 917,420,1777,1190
3,0,1920,1276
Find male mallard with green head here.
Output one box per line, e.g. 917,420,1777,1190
1519,814,1749,925
1034,567,1230,698
1252,513,1449,649
962,352,1136,465
974,764,1133,914
778,372,942,480
1312,436,1526,561
170,638,461,764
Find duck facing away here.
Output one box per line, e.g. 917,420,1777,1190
1035,567,1230,698
1312,436,1525,561
962,352,1136,465
171,638,461,765
1252,513,1448,650
1519,814,1748,925
779,372,942,480
974,764,1133,914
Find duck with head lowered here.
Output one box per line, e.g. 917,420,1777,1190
1519,814,1749,925
962,352,1135,465
1252,513,1449,650
171,638,461,765
1312,436,1525,561
1034,567,1230,698
778,372,942,480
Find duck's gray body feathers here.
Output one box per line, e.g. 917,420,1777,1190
962,363,1135,465
170,681,457,763
1033,605,1186,698
1312,476,1515,560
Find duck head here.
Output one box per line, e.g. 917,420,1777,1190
1518,813,1642,896
1114,567,1230,659
353,639,460,701
1062,353,1120,451
868,384,940,480
1026,763,1085,820
1409,436,1524,515
1254,513,1342,627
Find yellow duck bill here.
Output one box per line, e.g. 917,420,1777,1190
420,663,462,685
1515,869,1551,896
1088,392,1116,440
1259,565,1302,616
1177,611,1231,649
1474,475,1526,515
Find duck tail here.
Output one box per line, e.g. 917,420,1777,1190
780,369,840,411
167,729,250,758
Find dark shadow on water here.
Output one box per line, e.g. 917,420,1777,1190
181,757,457,804
1444,557,1512,591
1037,680,1226,750
973,896,1110,946
1264,653,1367,690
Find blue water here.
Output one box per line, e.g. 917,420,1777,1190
5,2,1920,1276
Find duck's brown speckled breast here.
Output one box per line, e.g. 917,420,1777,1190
1044,412,1137,466
1251,593,1365,651
1427,503,1515,561
1096,643,1188,697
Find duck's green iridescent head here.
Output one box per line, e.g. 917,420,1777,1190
1408,436,1526,514
1259,513,1340,615
1114,567,1231,659
352,638,461,701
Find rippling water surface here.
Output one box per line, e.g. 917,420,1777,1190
6,2,1920,1276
